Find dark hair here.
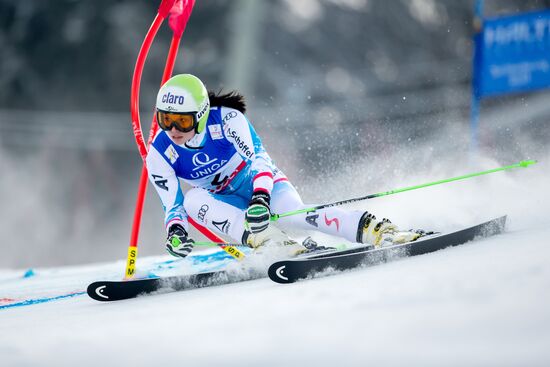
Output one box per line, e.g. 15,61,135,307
208,90,246,114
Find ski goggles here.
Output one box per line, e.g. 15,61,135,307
156,110,197,133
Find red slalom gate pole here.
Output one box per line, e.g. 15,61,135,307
125,9,165,279
125,0,227,279
129,13,163,160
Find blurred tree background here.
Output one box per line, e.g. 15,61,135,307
1,0,549,267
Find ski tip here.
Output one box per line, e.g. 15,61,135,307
87,282,111,302
268,261,293,284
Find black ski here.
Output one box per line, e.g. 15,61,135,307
268,216,507,284
87,268,262,302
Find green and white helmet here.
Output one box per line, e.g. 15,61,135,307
156,74,210,133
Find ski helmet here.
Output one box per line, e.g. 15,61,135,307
156,74,210,133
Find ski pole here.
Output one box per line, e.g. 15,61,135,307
193,242,248,260
271,159,537,221
194,242,249,247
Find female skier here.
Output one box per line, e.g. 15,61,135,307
146,74,421,258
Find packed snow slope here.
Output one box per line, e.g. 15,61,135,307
1,222,549,367
1,157,549,366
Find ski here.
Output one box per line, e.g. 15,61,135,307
268,215,507,284
87,268,262,302
87,246,341,302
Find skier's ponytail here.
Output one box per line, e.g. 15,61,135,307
208,90,246,114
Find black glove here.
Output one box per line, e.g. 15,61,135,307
245,191,271,234
165,224,194,258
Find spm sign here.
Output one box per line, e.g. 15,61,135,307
476,9,550,97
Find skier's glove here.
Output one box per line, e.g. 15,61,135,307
165,223,194,258
245,191,271,234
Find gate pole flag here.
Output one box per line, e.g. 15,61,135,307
471,1,550,152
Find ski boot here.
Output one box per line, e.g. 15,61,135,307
358,211,426,248
300,236,336,255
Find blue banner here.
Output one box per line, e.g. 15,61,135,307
476,9,550,97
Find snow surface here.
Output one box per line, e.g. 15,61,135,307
1,159,550,366
1,222,550,366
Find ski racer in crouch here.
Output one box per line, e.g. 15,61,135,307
147,74,423,258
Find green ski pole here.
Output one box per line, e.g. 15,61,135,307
271,159,537,221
